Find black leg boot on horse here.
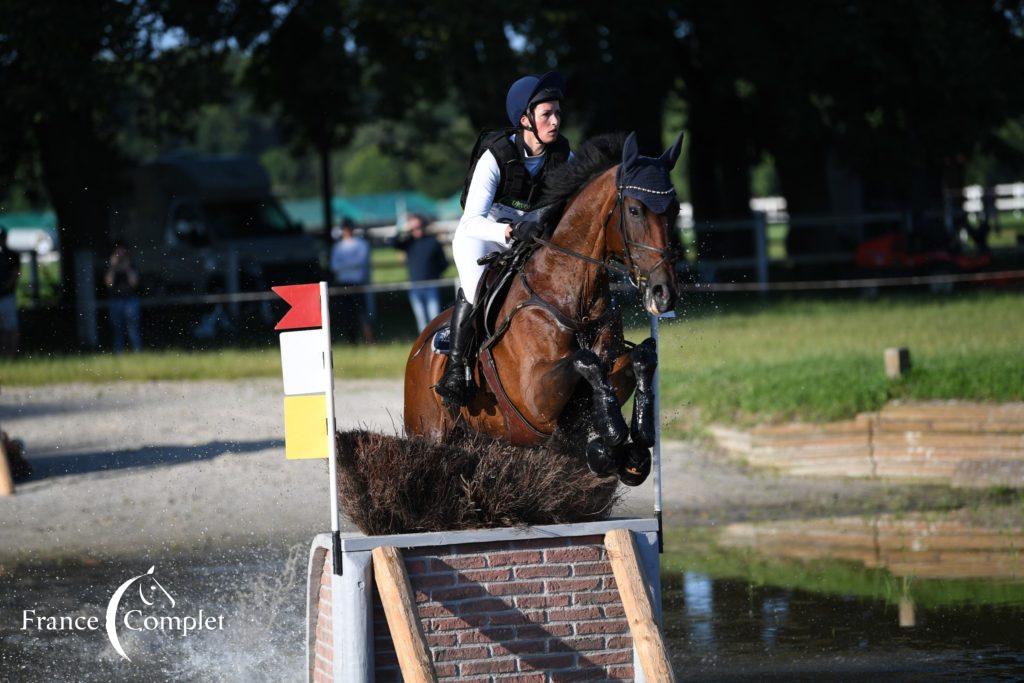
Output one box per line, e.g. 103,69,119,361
434,289,476,410
616,337,658,486
629,337,658,448
572,349,630,478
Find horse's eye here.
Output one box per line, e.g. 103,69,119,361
628,206,641,217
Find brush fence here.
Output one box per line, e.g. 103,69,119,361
306,518,661,682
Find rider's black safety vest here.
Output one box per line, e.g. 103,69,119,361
459,129,571,213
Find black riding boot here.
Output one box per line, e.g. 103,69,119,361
435,289,475,409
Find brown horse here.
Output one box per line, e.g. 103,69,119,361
404,132,680,484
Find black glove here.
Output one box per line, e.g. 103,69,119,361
511,220,542,243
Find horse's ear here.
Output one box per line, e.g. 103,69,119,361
660,131,684,170
622,131,639,169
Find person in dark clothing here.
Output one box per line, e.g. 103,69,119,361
104,241,142,353
0,228,21,357
391,214,449,332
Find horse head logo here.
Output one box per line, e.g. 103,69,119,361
105,565,175,661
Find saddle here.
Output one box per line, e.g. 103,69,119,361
431,204,563,357
429,239,535,356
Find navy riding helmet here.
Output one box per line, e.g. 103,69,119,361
505,71,565,128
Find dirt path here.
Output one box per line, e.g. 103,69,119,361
0,379,969,563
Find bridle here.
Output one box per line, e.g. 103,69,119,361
531,187,674,290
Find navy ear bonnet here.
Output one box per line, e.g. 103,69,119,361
615,131,684,214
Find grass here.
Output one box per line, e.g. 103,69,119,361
2,292,1022,430
655,292,1024,432
0,343,411,386
371,246,457,284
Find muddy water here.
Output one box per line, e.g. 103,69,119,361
3,526,1024,681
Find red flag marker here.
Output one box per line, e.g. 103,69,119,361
273,283,322,331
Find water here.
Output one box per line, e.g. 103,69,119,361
3,526,1024,681
663,572,1024,680
663,510,1024,680
0,545,309,682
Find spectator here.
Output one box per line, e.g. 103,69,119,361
0,228,20,357
104,241,142,353
330,217,374,344
391,214,449,332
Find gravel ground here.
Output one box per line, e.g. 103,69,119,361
0,379,967,563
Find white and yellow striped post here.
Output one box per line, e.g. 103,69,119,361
273,281,341,572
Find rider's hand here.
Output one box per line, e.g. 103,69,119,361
511,221,541,243
505,225,514,243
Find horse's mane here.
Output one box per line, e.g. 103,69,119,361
538,132,627,209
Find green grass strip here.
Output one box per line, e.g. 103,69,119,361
2,293,1022,428
0,343,410,386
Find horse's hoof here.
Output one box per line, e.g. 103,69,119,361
618,442,651,487
586,439,618,477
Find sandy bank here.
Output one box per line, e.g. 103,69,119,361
0,379,968,563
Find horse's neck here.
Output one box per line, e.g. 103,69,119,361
528,171,616,317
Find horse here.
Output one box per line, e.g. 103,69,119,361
404,132,680,485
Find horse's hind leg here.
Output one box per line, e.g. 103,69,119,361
629,337,658,448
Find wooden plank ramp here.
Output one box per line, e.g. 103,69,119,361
372,545,437,683
605,528,676,683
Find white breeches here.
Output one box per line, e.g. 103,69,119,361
452,231,508,304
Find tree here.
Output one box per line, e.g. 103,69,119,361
352,0,521,132
511,2,679,153
671,0,1024,258
0,1,267,300
244,1,363,239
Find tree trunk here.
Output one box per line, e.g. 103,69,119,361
34,112,121,308
686,83,754,266
319,141,334,247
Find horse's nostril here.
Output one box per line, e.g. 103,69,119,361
653,284,666,302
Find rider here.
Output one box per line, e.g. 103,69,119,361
435,71,573,408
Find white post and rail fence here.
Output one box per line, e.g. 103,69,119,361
11,200,1021,348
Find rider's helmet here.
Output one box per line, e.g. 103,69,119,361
505,71,564,133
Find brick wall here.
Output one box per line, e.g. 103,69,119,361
372,535,634,682
312,555,333,683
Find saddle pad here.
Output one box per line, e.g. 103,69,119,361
431,324,451,355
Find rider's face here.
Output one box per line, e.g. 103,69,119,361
522,101,561,144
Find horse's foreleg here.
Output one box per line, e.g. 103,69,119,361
629,337,658,448
594,338,657,486
572,348,629,450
